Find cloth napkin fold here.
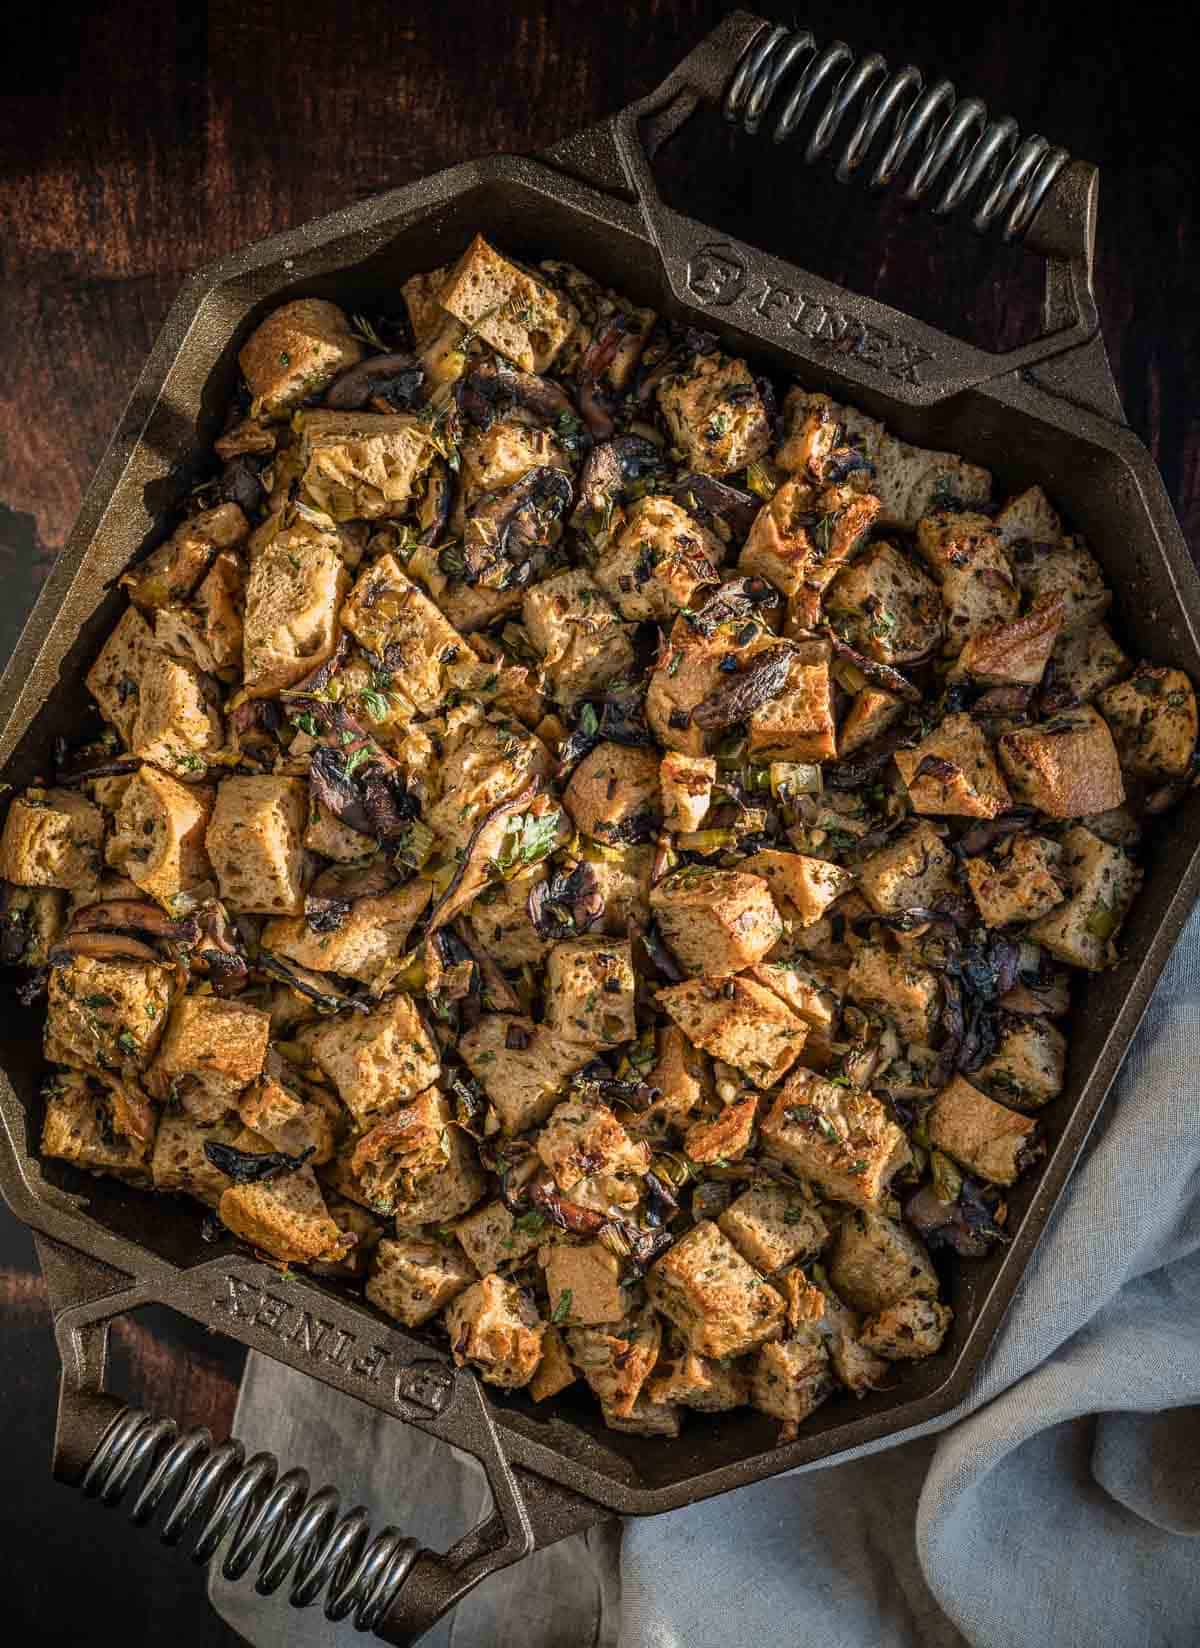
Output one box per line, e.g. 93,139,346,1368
211,903,1200,1648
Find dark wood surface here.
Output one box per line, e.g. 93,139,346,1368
0,2,1196,1642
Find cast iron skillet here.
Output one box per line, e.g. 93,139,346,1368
1,14,1197,1643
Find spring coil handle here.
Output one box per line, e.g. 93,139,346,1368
723,23,1070,242
80,1406,420,1633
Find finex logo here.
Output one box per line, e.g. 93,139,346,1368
685,240,934,387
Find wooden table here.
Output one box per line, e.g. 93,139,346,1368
0,2,1196,1641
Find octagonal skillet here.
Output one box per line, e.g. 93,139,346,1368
2,13,1198,1643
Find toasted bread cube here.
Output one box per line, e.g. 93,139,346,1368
544,938,637,1047
0,788,104,894
685,1091,757,1165
239,1075,336,1166
859,1295,952,1360
438,236,577,373
544,1240,628,1327
217,1131,349,1263
155,550,245,678
928,1074,1040,1186
964,834,1066,928
761,1068,909,1208
243,517,348,695
717,1183,828,1273
86,606,157,745
146,995,270,1117
750,1329,834,1426
454,1199,544,1275
123,502,248,613
827,1209,939,1314
41,1070,156,1184
916,510,1018,653
1097,665,1197,779
522,569,634,705
305,802,375,865
975,1016,1067,1109
310,1196,385,1279
998,706,1124,817
401,264,453,347
1026,825,1142,971
588,845,654,936
659,752,715,833
596,495,723,621
857,820,957,915
459,417,570,504
535,1099,650,1193
740,849,854,927
130,650,223,779
326,1111,484,1225
150,1108,243,1206
745,961,840,1033
1044,623,1129,710
444,1274,544,1389
658,351,770,477
107,766,213,905
602,1396,682,1436
846,944,940,1041
529,1325,577,1402
1008,533,1110,634
262,879,431,989
391,1129,487,1230
646,1220,785,1358
0,884,65,966
46,954,173,1074
650,867,781,977
426,710,552,852
207,776,308,915
563,742,660,841
993,484,1062,550
955,595,1064,687
309,994,440,1128
366,1236,475,1327
459,1014,593,1136
645,614,733,756
739,479,880,599
568,1305,662,1416
746,642,837,761
894,713,1011,819
839,686,905,756
825,540,942,663
811,1283,888,1394
647,1343,748,1412
775,389,847,479
239,298,363,418
644,1023,714,1131
298,410,435,522
467,867,551,969
657,975,807,1089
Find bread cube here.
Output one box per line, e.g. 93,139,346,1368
647,1343,748,1412
646,1220,785,1358
535,1098,650,1193
238,1075,337,1166
684,1091,758,1165
827,1209,939,1314
529,1325,577,1402
216,1132,349,1263
298,410,435,522
459,1014,594,1136
567,1305,662,1416
645,614,733,756
848,942,942,1042
1007,533,1110,633
761,1068,910,1208
659,752,715,833
1044,623,1128,710
544,1240,627,1326
563,742,660,841
644,1023,714,1131
46,954,173,1074
915,510,1017,653
964,834,1066,928
390,1128,486,1230
146,995,270,1118
746,641,837,761
745,961,840,1033
206,776,308,915
739,479,881,600
750,1330,835,1426
459,418,570,505
522,569,634,705
893,713,1011,819
859,1295,952,1360
426,710,552,852
955,595,1064,687
309,993,440,1128
839,686,905,756
123,502,248,613
856,820,957,915
444,1274,544,1389
825,540,942,664
366,1236,475,1327
657,975,807,1089
1097,665,1197,779
587,845,654,935
454,1199,545,1275
86,605,157,745
304,802,375,865
243,517,348,694
927,1074,1040,1186
439,235,577,373
657,351,771,477
998,706,1124,817
975,1016,1067,1109
809,1283,888,1394
717,1183,828,1272
1026,825,1141,971
41,1070,156,1184
107,766,213,904
467,867,551,969
0,788,104,894
650,866,781,977
595,495,723,622
0,884,65,966
150,1108,242,1206
993,484,1062,550
262,878,431,989
601,1396,681,1436
130,650,223,779
544,938,637,1047
401,264,453,347
154,550,245,677
740,849,854,926
239,297,364,417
